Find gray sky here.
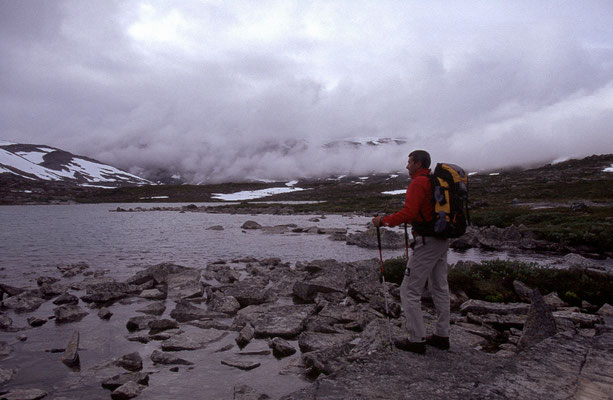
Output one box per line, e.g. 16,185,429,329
1,0,613,182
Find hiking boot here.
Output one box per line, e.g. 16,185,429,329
393,338,426,354
425,335,450,350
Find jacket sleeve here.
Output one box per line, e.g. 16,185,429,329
381,176,430,227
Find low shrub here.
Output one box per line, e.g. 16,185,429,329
381,256,407,285
448,259,613,307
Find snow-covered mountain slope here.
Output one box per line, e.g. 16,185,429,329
0,141,151,187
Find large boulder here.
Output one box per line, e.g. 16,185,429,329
126,263,193,286
166,269,203,301
253,305,316,339
207,291,241,315
219,280,276,307
2,292,46,313
517,289,558,352
54,305,88,323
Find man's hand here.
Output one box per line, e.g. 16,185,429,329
372,216,384,227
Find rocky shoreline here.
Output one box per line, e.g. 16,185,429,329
1,250,612,399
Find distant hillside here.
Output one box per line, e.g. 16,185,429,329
0,141,151,187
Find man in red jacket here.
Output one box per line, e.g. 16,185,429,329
372,150,450,354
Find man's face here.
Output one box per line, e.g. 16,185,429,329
407,156,421,176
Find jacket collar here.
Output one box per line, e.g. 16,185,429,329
410,168,431,179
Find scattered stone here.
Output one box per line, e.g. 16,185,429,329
543,292,568,309
139,289,166,300
253,304,316,339
148,319,179,335
166,269,203,301
596,303,613,317
111,381,144,400
236,324,255,348
221,358,261,371
0,388,47,400
460,299,530,315
116,352,143,372
136,301,166,316
241,220,262,229
98,307,113,320
220,280,276,308
39,283,67,299
269,337,297,358
233,384,270,400
61,330,80,367
553,311,603,328
17,334,27,342
207,291,241,315
0,314,13,330
0,367,16,385
170,300,226,322
57,262,89,277
298,331,356,353
149,328,182,341
512,280,533,302
150,349,194,365
126,263,192,286
2,292,46,313
36,276,60,286
0,341,13,359
207,225,224,230
161,333,203,351
214,344,234,353
54,305,88,323
101,372,150,390
517,289,558,352
52,292,79,305
125,333,150,343
126,316,156,331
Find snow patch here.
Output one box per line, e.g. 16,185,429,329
468,172,479,176
489,172,500,176
212,187,306,201
285,180,298,186
0,140,17,146
604,164,613,173
382,189,406,195
140,196,170,199
14,151,47,165
551,157,570,164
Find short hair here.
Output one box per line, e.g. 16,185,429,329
409,150,431,169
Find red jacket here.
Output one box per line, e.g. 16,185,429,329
381,168,433,227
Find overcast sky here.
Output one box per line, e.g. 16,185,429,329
1,1,613,182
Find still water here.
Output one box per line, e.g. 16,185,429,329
0,203,576,285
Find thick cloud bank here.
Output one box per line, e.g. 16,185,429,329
1,1,613,182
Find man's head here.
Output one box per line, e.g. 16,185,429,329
407,150,431,176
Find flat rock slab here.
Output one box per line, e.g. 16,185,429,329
298,331,357,353
233,384,270,400
221,358,261,371
0,341,13,359
61,330,80,367
169,301,226,322
2,292,46,312
161,329,226,351
151,349,194,365
136,301,166,316
111,381,145,400
101,372,150,390
1,389,47,400
0,367,16,385
166,270,203,301
553,311,603,328
460,299,530,315
253,304,316,338
54,304,88,323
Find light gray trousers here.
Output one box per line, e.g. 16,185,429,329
400,235,450,342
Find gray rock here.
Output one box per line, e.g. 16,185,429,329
596,303,613,317
166,269,203,301
253,305,316,339
98,307,113,320
139,289,166,300
346,227,404,249
233,384,270,400
57,262,89,277
150,349,194,365
126,316,156,332
39,283,68,299
0,367,16,385
53,305,88,323
236,324,255,348
203,264,241,283
170,300,226,322
221,358,261,370
241,220,262,229
0,341,13,359
61,330,80,367
543,292,568,309
136,301,166,316
2,292,46,312
148,319,179,335
220,280,276,307
126,262,192,286
161,333,204,351
111,381,144,400
298,331,356,353
269,337,297,358
101,372,149,390
1,389,47,400
467,312,526,329
27,317,47,327
80,281,141,305
512,280,532,302
116,352,143,372
460,299,530,315
517,289,558,352
553,310,603,328
52,292,79,305
36,276,60,286
207,291,241,315
149,328,182,341
206,225,224,230
0,314,13,330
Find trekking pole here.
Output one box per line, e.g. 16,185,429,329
404,223,409,260
376,224,394,350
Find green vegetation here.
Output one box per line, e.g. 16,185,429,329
447,259,613,307
381,257,613,307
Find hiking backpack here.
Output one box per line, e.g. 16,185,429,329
414,163,470,238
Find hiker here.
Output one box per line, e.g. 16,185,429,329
372,150,450,354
